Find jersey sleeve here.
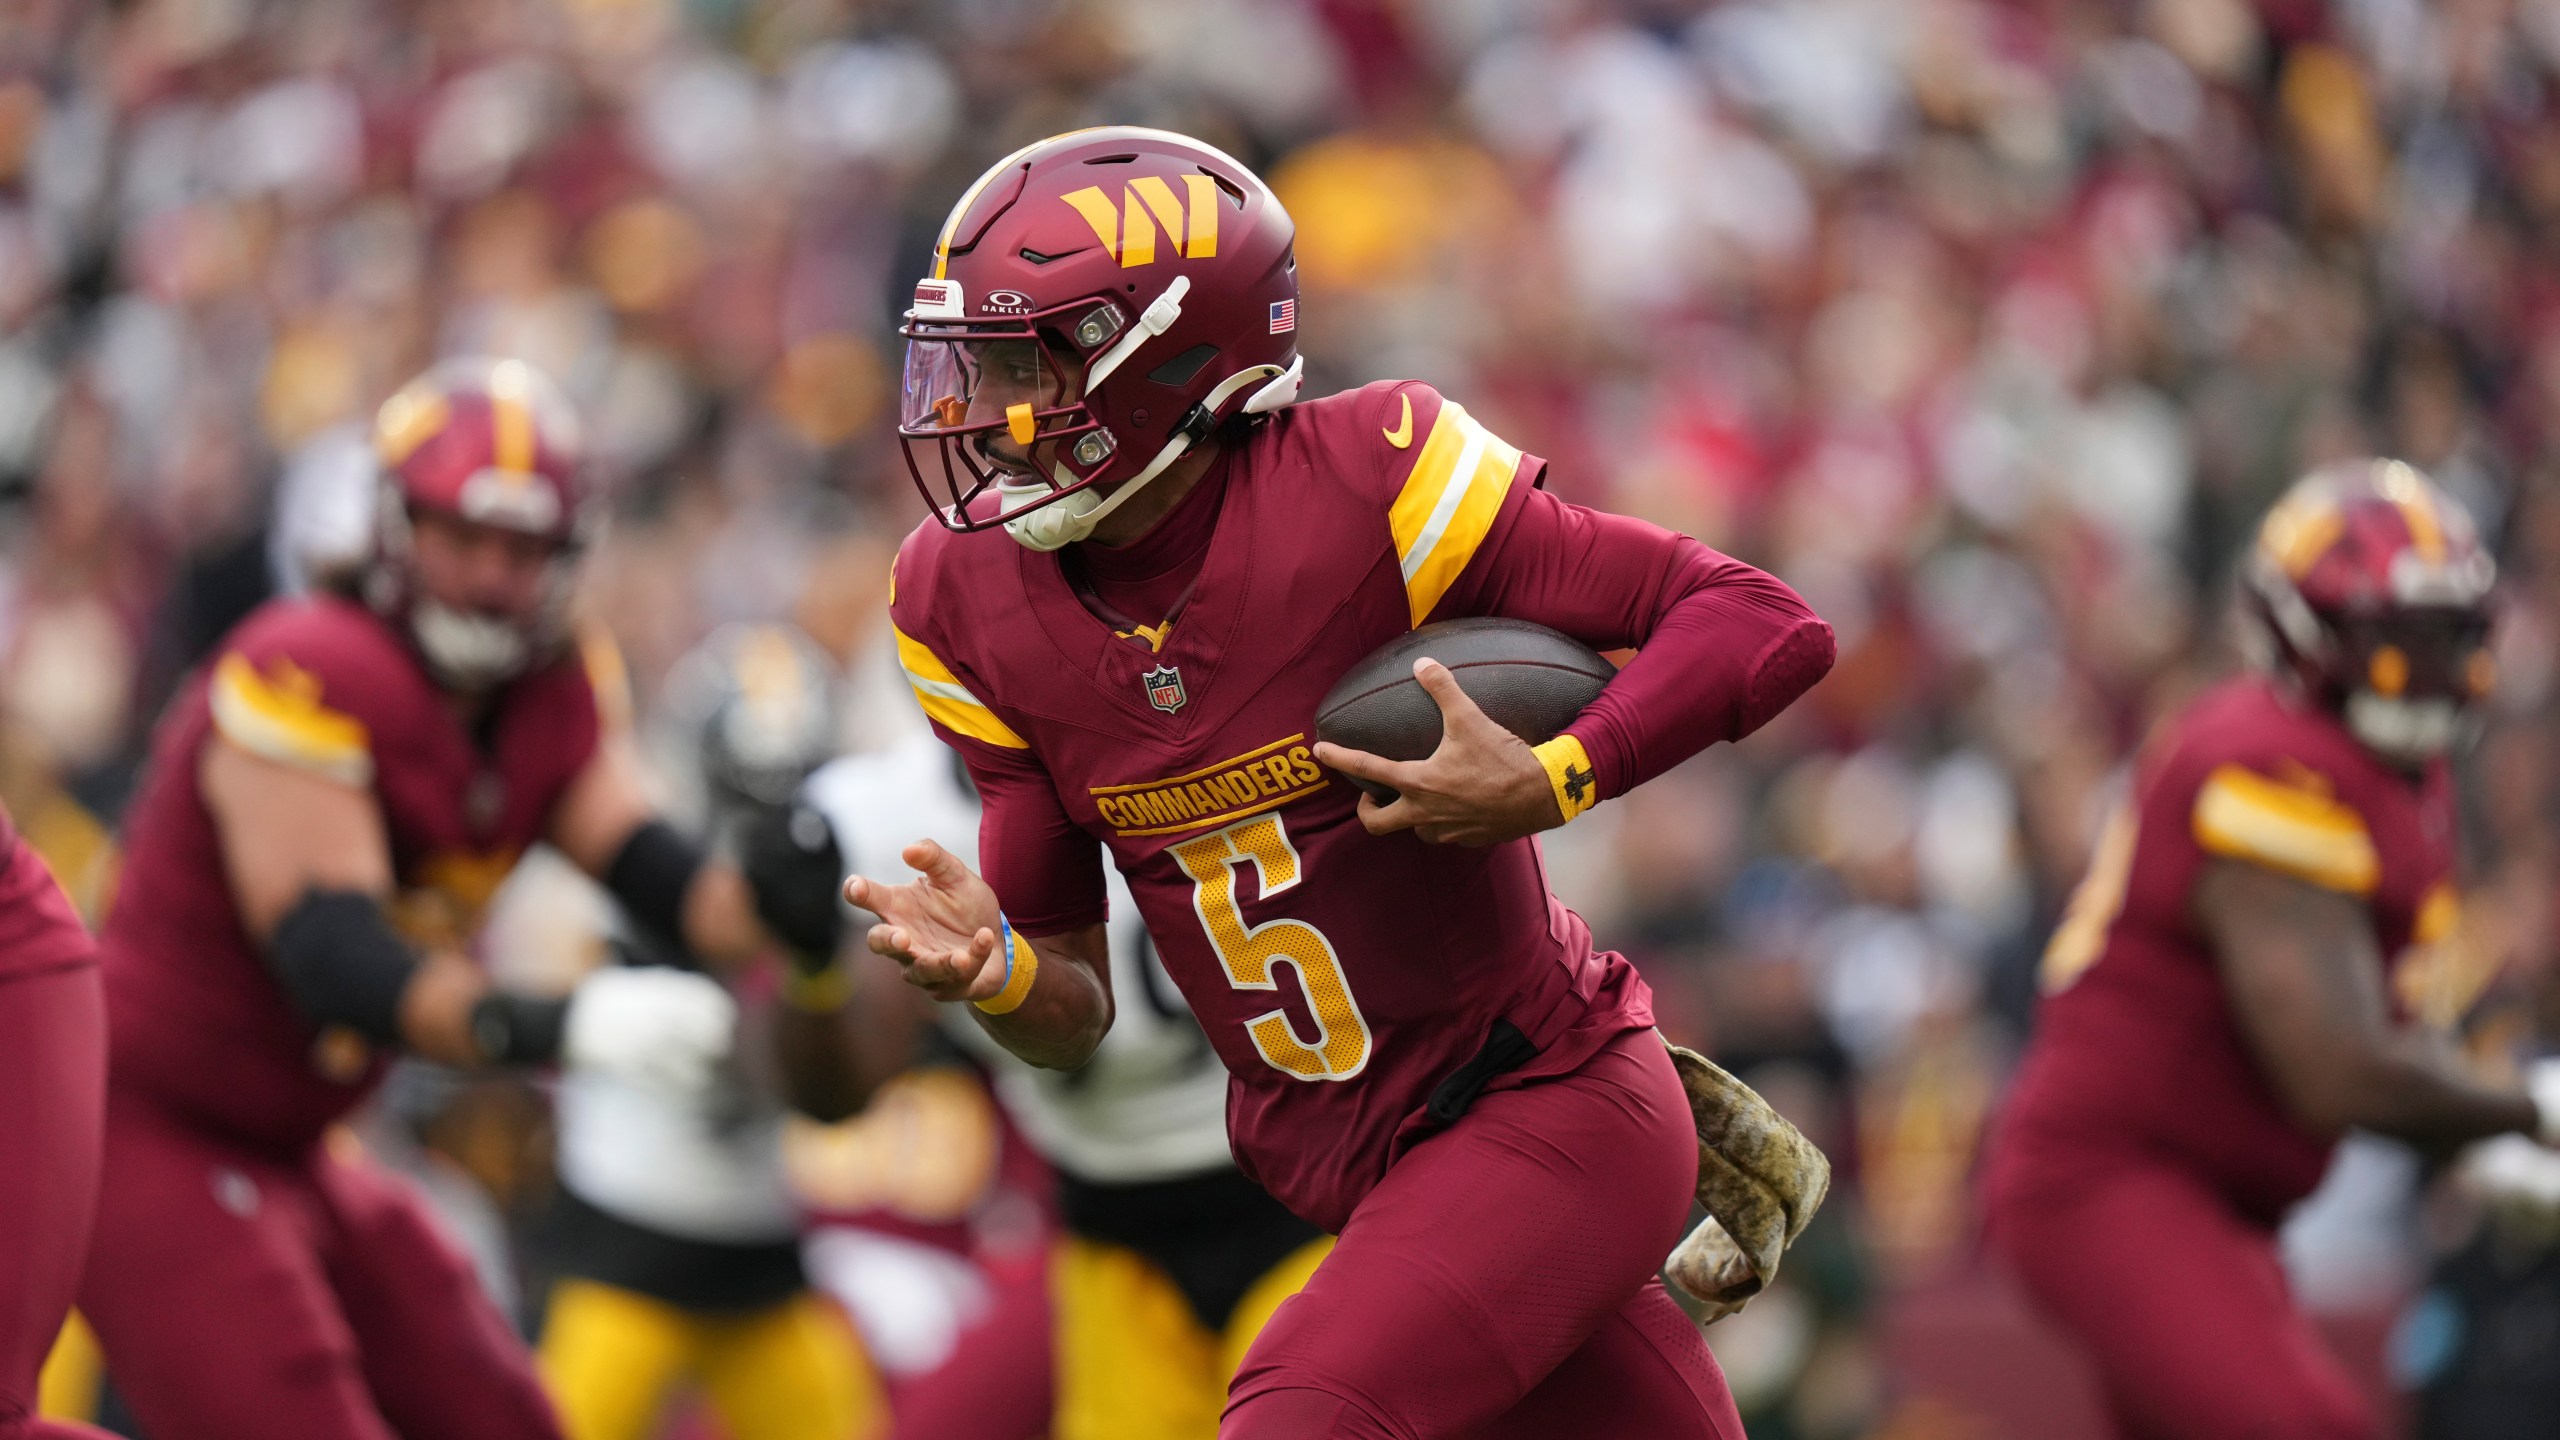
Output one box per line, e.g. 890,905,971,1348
964,741,1109,936
206,617,386,788
888,547,1106,935
1371,382,1537,628
1377,403,1833,803
2187,761,2381,896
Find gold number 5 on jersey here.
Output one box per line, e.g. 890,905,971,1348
1168,814,1373,1081
2041,804,2138,994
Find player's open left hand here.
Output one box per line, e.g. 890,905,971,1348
1312,657,1564,847
842,840,1010,1004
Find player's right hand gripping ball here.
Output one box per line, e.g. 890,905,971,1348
1314,617,1613,803
1662,1042,1831,1324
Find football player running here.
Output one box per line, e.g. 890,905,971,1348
849,128,1835,1438
803,723,1329,1440
1986,461,2557,1440
75,359,824,1440
0,806,114,1440
537,623,883,1440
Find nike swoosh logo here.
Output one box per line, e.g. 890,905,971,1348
1383,393,1413,449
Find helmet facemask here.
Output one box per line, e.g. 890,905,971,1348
2242,544,2497,767
365,356,591,693
369,480,586,693
895,129,1308,553
898,298,1126,536
2332,607,2495,764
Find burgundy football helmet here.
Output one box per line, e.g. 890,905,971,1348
366,356,591,690
898,127,1304,550
2241,458,2497,764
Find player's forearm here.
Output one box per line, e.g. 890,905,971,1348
770,954,914,1122
773,999,869,1123
969,924,1113,1070
1562,546,1833,799
2305,1038,2538,1146
395,950,502,1067
677,862,768,971
1467,498,1833,803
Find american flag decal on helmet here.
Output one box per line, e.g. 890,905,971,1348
1269,299,1295,334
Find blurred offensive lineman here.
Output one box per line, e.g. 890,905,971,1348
1987,462,2560,1440
805,723,1330,1439
849,127,1836,1437
0,807,112,1440
76,359,818,1440
537,624,883,1440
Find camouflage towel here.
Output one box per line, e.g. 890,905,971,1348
1661,1040,1831,1323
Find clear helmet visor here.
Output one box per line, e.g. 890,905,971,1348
898,332,1061,434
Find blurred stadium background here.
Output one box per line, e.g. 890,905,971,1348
7,0,2560,1436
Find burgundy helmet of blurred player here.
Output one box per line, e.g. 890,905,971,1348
897,126,1303,550
2241,458,2497,764
367,356,590,690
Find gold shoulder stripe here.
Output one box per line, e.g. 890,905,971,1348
1387,399,1522,626
894,626,1027,749
210,653,374,787
2191,763,2378,895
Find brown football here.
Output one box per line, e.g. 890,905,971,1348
1314,618,1616,802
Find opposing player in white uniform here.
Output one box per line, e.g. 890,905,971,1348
536,624,884,1440
806,726,1330,1440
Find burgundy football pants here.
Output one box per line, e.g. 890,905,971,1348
1222,1027,1741,1440
76,1092,561,1440
1988,1144,2376,1440
0,958,114,1440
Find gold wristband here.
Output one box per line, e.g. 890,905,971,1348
782,963,853,1015
974,920,1040,1015
1533,734,1601,824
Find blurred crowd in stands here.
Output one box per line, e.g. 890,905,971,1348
9,0,2560,1434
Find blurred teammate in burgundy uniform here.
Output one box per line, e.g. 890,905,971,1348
1987,461,2560,1440
847,129,1835,1439
78,358,832,1440
0,810,113,1440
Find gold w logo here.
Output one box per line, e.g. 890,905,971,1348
1061,177,1222,268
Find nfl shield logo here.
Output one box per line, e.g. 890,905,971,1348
1142,664,1187,714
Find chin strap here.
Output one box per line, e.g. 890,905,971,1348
1000,357,1305,552
411,600,531,690
2345,691,2470,763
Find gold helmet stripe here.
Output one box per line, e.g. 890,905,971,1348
2257,488,2345,579
2376,460,2447,563
488,359,538,475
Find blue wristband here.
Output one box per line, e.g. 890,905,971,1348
976,911,1040,1015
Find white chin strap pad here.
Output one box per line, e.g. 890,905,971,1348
1000,355,1304,553
413,601,531,690
2345,691,2467,763
999,473,1109,552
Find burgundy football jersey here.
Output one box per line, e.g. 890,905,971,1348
1999,675,2458,1221
887,380,1826,1232
0,809,92,981
103,596,604,1154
